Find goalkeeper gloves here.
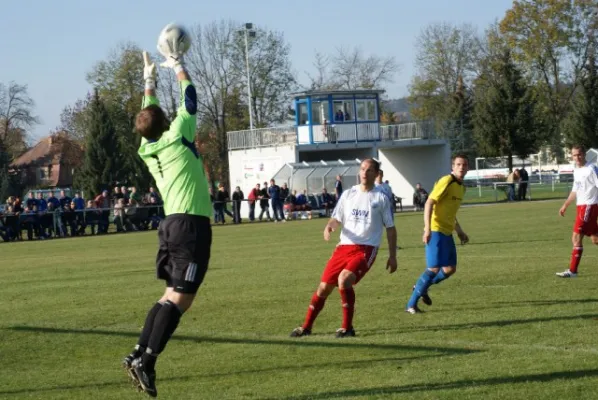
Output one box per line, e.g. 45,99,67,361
142,51,156,90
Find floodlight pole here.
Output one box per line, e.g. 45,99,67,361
239,23,255,130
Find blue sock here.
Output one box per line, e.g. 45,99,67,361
407,269,436,308
432,269,449,285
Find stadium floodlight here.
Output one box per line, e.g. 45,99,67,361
238,23,256,130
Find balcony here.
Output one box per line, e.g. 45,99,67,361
227,120,456,151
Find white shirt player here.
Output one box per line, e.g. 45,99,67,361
331,185,395,247
573,162,598,206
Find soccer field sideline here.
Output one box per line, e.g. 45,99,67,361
2,199,598,399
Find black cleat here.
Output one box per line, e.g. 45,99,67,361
412,285,432,306
122,353,140,388
132,358,157,397
335,327,356,338
421,292,432,306
290,327,311,337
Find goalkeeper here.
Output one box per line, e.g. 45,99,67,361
122,30,213,397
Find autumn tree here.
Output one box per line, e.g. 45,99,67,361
499,0,598,155
306,47,400,91
408,22,481,120
562,54,598,149
473,48,543,171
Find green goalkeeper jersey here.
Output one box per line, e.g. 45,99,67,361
138,80,212,218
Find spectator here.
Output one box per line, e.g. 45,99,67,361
25,191,37,209
148,186,161,204
84,200,100,235
73,192,85,210
506,169,520,202
94,190,111,233
58,190,72,209
518,168,529,201
113,186,124,203
284,189,298,220
413,183,428,211
47,191,60,210
320,188,335,217
36,192,48,212
214,184,228,224
335,175,343,200
232,186,244,224
259,182,272,221
280,183,290,204
247,183,260,222
268,179,283,222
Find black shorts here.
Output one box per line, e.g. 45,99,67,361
156,214,212,294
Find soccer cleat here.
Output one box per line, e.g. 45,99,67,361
421,292,432,306
122,353,141,387
290,327,311,337
405,306,424,314
132,358,157,397
413,285,432,306
556,270,577,278
335,327,356,338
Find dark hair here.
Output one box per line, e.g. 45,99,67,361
362,158,380,172
452,154,469,164
135,105,169,141
571,144,585,153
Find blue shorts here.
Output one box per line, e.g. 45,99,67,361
425,232,457,268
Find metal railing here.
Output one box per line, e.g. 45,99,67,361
227,127,296,150
228,120,454,150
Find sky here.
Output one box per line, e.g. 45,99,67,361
0,0,514,141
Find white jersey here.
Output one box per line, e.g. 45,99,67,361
573,162,598,206
331,185,395,247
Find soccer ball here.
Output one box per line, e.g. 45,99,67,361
157,23,191,57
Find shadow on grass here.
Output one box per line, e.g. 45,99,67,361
396,237,561,250
401,313,598,333
6,326,479,355
0,354,444,396
271,369,598,400
358,312,598,336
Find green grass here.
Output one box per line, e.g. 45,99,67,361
2,200,598,399
463,182,572,204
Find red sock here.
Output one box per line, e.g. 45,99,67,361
340,287,355,330
302,293,326,330
570,246,583,273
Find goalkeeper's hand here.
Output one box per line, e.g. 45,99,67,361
142,51,156,90
157,34,185,73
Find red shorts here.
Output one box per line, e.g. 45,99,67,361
574,204,598,236
321,245,378,285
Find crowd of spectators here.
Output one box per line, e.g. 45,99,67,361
1,175,406,242
0,186,165,242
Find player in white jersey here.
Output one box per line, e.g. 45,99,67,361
557,145,598,277
290,159,397,338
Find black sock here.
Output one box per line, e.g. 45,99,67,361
142,301,182,369
136,302,164,352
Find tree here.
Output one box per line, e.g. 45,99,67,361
499,0,598,149
59,94,93,143
450,76,476,157
408,22,481,119
0,81,37,200
186,20,296,184
306,47,400,91
86,42,153,189
562,54,598,148
473,48,543,171
74,90,122,197
231,28,297,127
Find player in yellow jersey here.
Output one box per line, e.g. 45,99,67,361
406,154,470,314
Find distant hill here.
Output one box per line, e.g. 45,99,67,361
383,97,410,115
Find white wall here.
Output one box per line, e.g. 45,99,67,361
378,144,451,207
228,145,297,218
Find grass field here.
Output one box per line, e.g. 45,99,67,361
2,200,598,399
